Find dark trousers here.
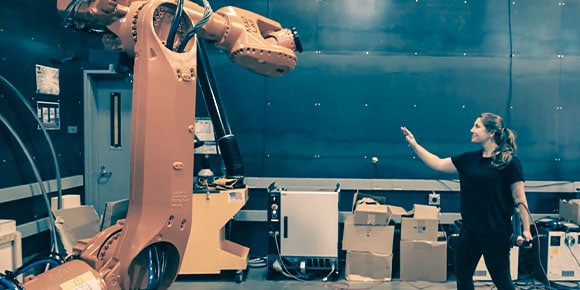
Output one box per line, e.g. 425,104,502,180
455,229,515,290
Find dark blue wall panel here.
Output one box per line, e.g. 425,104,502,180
0,0,107,188
1,0,580,263
2,0,580,185
203,0,580,181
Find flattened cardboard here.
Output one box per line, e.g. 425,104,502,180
411,204,440,219
386,205,409,224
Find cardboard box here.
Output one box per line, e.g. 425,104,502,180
558,199,571,221
401,218,439,241
0,220,16,236
559,199,580,224
401,204,440,241
51,194,81,211
0,230,22,277
400,240,447,282
345,251,393,281
474,247,519,281
342,215,394,254
353,197,388,226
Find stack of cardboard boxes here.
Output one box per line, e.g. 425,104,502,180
342,197,395,281
391,204,447,282
342,197,448,282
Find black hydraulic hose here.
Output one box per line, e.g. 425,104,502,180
0,112,60,255
165,0,184,50
0,75,63,256
196,39,244,181
177,0,212,53
196,39,229,138
0,277,19,290
0,75,63,210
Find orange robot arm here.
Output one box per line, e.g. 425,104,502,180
57,0,300,75
21,1,300,289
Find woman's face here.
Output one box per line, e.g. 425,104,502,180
470,117,493,144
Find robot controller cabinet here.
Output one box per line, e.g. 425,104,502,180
266,183,340,281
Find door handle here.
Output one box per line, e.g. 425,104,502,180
98,165,113,184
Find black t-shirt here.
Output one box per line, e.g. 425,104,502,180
451,149,524,235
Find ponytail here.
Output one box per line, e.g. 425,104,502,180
491,127,517,169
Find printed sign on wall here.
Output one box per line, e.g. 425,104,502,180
37,101,60,130
35,64,60,95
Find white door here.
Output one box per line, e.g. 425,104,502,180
83,69,132,217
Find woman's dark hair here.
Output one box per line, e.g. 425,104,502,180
479,112,517,168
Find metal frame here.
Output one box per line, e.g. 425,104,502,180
0,175,84,238
245,177,580,193
238,177,573,224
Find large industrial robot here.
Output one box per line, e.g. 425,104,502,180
19,0,300,289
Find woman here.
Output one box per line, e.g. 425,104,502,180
401,112,532,290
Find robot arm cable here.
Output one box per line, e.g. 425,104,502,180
13,258,62,277
0,274,21,290
146,244,168,289
60,0,84,28
166,0,185,50
177,0,213,52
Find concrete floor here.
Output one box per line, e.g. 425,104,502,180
171,265,546,290
170,268,457,290
169,266,565,290
167,252,578,290
171,270,572,290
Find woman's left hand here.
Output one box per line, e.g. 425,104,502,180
522,230,533,242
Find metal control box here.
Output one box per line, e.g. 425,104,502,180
540,230,580,281
267,184,339,280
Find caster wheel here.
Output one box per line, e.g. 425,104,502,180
235,269,245,283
